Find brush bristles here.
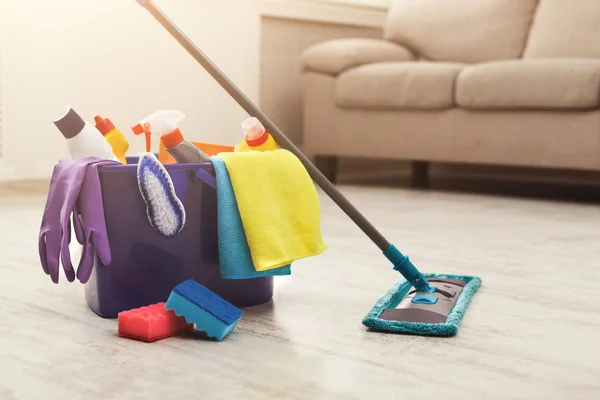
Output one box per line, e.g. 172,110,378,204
137,153,186,238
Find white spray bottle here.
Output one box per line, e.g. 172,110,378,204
132,110,184,154
132,110,210,163
53,106,119,162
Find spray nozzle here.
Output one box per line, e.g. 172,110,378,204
132,122,152,152
132,110,186,153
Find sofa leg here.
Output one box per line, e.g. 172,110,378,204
315,156,339,183
411,161,430,189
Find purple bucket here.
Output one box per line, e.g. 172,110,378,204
84,156,274,318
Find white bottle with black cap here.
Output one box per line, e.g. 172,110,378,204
53,106,119,161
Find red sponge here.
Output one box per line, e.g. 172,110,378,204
118,302,194,342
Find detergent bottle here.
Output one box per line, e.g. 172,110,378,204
52,106,119,162
131,109,185,154
234,117,277,152
94,116,129,164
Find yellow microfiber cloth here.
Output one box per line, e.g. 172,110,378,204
218,149,327,271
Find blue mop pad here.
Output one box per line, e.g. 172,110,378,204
362,273,482,337
211,156,291,279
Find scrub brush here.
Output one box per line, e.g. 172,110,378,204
137,152,186,238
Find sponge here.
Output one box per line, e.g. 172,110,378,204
165,279,244,341
118,302,194,342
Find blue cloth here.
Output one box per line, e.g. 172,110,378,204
211,156,291,279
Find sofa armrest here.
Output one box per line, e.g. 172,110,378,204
301,38,415,76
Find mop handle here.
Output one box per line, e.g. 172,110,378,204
135,0,435,293
134,0,391,252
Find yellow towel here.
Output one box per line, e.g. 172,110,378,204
219,149,327,271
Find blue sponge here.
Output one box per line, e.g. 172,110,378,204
165,279,244,341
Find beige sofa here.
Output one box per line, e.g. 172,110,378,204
300,0,600,186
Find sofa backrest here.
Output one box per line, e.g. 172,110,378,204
384,0,539,63
524,0,600,59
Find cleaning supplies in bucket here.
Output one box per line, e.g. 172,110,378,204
234,117,277,152
137,152,186,238
94,116,129,164
53,106,120,161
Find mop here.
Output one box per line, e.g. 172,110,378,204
134,0,481,337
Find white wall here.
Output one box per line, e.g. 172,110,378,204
0,0,260,180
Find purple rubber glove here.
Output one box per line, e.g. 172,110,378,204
74,161,116,283
38,157,118,283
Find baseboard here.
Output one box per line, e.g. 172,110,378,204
335,157,600,186
0,178,49,193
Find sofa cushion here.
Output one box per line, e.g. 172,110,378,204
384,0,538,63
524,0,600,59
301,39,415,76
456,59,600,110
336,62,464,110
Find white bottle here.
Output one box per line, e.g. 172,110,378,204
53,106,119,161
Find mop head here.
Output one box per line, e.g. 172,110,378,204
362,273,481,337
137,152,186,238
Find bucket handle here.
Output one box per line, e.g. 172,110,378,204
194,167,217,190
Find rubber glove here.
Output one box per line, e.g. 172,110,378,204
73,160,116,283
38,157,118,283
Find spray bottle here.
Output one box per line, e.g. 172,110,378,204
234,117,277,152
131,110,210,163
53,106,119,161
94,116,129,164
131,110,183,153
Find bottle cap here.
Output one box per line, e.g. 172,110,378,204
53,106,85,139
160,128,184,148
242,117,268,147
94,116,116,136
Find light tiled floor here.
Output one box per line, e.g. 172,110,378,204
1,183,599,399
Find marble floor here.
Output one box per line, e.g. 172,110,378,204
1,182,599,399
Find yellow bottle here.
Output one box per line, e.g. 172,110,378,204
234,117,277,152
95,116,129,164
